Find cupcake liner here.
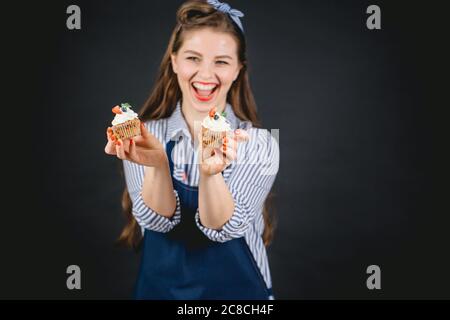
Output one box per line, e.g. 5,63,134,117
112,118,141,140
202,126,227,149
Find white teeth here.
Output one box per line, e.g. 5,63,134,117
192,82,218,90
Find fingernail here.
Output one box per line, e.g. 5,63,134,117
235,129,240,135
130,138,133,144
116,140,122,146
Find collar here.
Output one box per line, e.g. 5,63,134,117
165,101,241,143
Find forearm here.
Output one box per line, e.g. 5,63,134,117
141,159,176,218
198,171,235,229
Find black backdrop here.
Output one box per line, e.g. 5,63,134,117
1,0,448,299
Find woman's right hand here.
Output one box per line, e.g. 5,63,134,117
104,121,168,168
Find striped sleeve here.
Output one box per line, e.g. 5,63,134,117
123,160,181,232
122,120,181,233
195,128,280,242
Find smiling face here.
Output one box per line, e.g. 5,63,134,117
171,28,242,115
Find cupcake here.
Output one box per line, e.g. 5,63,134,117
201,107,232,149
111,103,141,140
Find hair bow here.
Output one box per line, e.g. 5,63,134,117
206,0,245,32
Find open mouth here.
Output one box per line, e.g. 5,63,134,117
191,81,219,102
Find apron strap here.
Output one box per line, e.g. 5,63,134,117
166,139,190,176
165,139,176,175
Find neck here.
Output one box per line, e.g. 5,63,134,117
181,100,226,142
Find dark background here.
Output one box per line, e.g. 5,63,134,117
1,0,449,299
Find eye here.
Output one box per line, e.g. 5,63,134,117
216,60,229,65
187,56,200,62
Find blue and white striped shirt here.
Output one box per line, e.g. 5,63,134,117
123,101,279,296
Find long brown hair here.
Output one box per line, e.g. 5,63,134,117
117,0,277,249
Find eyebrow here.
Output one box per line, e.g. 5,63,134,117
183,50,233,60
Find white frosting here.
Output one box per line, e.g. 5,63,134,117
112,108,139,125
202,112,231,131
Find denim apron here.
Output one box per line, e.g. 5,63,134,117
134,139,272,299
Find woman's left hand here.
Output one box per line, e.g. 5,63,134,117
198,128,250,176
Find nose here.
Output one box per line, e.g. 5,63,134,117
197,61,215,80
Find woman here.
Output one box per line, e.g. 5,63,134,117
104,0,279,300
